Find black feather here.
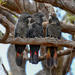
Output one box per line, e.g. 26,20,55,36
15,12,32,54
26,12,44,64
46,15,61,68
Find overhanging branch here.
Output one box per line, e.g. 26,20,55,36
0,8,16,24
60,22,75,34
34,0,75,14
0,5,19,18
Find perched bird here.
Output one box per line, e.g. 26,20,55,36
15,12,32,66
26,12,45,64
46,13,61,68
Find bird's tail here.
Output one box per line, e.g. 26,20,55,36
30,45,40,64
46,47,58,68
15,45,26,66
53,48,58,68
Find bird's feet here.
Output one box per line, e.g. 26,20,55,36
16,52,23,66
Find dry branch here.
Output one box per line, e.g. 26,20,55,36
2,64,8,75
0,14,10,41
57,48,74,57
0,14,15,41
1,0,37,14
0,5,19,18
1,0,75,15
0,8,16,24
34,0,75,14
62,36,75,75
60,22,75,34
0,37,75,48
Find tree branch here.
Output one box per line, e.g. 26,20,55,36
60,22,75,34
0,8,16,24
34,0,75,14
57,48,74,57
0,37,75,48
2,64,8,75
0,14,10,41
1,0,37,14
0,5,19,18
62,35,75,75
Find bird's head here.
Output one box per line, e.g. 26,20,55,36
49,13,59,25
33,12,46,24
19,12,32,24
20,12,35,28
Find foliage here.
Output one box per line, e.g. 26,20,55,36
0,0,2,4
0,0,7,5
66,13,75,23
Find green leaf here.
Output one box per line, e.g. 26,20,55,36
0,0,2,4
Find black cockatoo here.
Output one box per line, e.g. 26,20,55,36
15,12,32,66
26,12,45,64
46,13,61,68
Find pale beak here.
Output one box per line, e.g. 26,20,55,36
42,21,49,26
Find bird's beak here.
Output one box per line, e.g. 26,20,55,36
42,21,49,26
28,18,32,22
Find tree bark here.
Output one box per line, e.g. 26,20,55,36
0,8,16,24
34,0,75,14
1,37,75,48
